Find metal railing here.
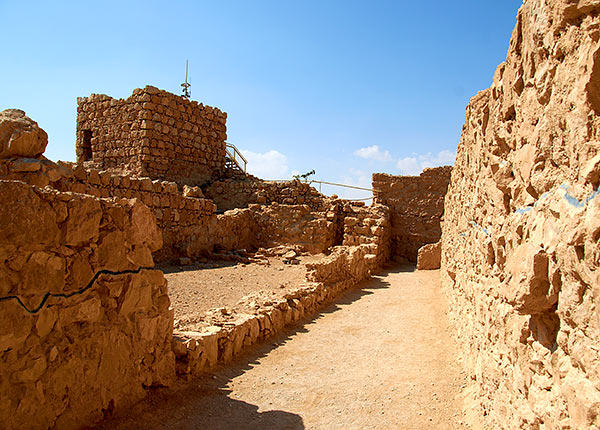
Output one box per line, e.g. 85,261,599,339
263,179,374,201
225,143,247,173
308,180,373,192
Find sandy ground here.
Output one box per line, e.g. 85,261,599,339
161,255,323,327
90,265,472,430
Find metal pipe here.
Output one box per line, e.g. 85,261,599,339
309,180,374,192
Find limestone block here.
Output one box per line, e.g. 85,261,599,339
0,109,48,159
417,241,442,270
126,199,162,251
62,196,102,246
8,158,41,172
0,181,59,247
183,184,203,198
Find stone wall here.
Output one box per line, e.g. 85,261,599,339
372,166,451,262
76,86,227,186
0,159,216,263
0,157,377,264
55,165,216,263
0,180,174,430
204,177,330,211
442,1,600,428
0,108,398,429
170,202,340,260
342,202,391,267
251,203,338,254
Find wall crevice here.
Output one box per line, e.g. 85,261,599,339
0,266,154,314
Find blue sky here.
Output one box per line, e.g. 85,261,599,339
1,1,522,199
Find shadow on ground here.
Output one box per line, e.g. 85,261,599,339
87,264,412,430
158,260,238,275
86,381,305,430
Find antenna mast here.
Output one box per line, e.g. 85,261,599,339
181,60,191,99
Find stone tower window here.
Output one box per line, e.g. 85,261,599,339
81,130,93,161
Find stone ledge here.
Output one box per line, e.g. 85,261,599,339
173,245,380,378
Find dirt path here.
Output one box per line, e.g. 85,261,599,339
92,265,471,430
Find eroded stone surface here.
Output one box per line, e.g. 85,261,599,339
442,1,600,428
417,241,441,270
0,109,48,159
0,181,174,430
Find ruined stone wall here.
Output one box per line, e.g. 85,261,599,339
204,177,330,211
176,202,340,259
442,1,600,428
214,200,391,258
372,166,451,262
0,180,174,430
76,86,227,186
0,157,342,262
0,108,396,429
342,202,391,267
0,160,217,263
55,166,216,262
251,203,338,254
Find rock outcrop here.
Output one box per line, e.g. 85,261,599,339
442,0,600,428
0,109,48,159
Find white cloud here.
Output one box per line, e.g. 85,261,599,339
241,149,290,180
396,157,421,176
354,145,392,162
396,150,455,176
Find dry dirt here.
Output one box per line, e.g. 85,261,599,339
161,255,324,327
90,264,472,430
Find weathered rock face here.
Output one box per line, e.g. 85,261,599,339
0,180,174,430
442,1,600,428
0,109,48,159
